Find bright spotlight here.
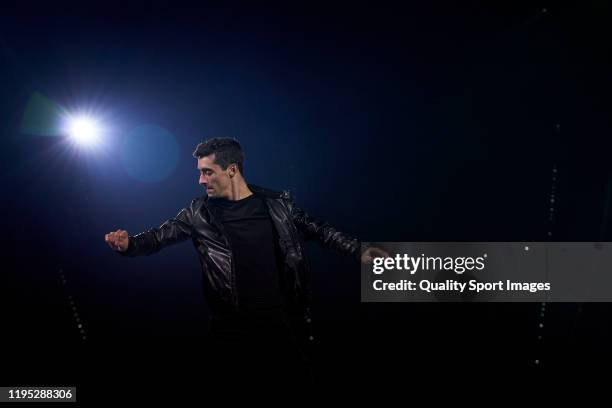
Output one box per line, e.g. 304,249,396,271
67,116,100,146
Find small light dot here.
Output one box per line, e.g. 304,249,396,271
78,324,82,328
309,336,314,341
535,359,540,365
483,253,487,258
539,323,544,329
525,246,529,251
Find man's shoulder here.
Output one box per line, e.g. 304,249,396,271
248,184,292,200
185,185,292,212
188,195,207,209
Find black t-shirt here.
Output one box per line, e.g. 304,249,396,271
208,194,284,311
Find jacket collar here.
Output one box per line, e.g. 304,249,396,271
248,184,289,199
203,184,289,203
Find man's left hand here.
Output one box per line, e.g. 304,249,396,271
360,246,390,264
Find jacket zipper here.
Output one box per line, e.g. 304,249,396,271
285,206,303,294
222,228,238,307
284,205,311,328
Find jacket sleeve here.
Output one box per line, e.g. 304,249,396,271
118,202,194,257
288,199,362,262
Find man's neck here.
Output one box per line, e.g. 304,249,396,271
226,179,253,201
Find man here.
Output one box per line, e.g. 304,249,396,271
105,137,387,382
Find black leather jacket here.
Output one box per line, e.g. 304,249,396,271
120,184,361,318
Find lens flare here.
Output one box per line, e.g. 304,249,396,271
67,116,100,146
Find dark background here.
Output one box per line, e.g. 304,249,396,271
2,0,612,396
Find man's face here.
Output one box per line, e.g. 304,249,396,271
197,154,232,198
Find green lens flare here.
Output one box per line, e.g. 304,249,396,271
20,92,63,136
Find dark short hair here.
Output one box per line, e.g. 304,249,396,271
192,137,244,174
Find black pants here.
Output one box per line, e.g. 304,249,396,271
205,307,315,386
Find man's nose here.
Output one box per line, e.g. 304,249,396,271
199,175,207,185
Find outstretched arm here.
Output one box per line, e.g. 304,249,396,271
105,204,194,257
288,200,390,264
287,200,362,261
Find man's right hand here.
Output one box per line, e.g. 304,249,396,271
105,229,129,252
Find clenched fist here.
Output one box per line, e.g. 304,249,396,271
360,246,390,264
105,229,129,252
